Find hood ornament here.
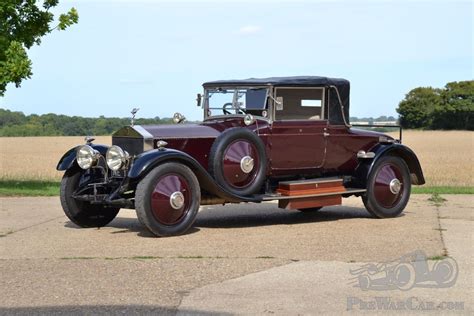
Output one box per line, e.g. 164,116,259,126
130,108,140,126
84,136,95,144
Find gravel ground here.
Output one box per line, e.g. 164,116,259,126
0,194,466,314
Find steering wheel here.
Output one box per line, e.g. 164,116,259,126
222,103,247,115
222,103,233,115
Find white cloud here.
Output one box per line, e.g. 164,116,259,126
237,25,262,35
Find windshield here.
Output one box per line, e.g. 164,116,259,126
205,87,269,117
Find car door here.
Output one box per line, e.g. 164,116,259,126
269,87,328,172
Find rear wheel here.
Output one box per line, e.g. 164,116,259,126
135,162,200,237
60,168,120,227
362,156,411,218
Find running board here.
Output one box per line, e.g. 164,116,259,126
261,188,367,201
263,177,366,210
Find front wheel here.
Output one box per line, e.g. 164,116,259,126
362,156,411,218
60,168,120,228
135,162,201,237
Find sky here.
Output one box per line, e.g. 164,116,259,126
0,0,472,121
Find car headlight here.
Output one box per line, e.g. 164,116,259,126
76,145,98,169
244,114,255,126
106,145,128,171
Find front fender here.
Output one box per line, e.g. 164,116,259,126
56,144,110,171
128,149,257,203
354,143,425,187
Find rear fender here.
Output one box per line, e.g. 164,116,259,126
56,144,110,171
354,143,425,187
128,149,256,203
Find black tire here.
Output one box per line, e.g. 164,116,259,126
362,155,411,218
298,207,323,213
60,168,120,228
136,213,146,227
209,128,267,196
135,162,201,237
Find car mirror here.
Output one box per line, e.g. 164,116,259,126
196,93,202,107
276,96,284,111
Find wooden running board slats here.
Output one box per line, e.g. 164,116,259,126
277,177,344,196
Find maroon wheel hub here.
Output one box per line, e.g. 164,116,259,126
222,140,260,188
374,163,403,208
150,174,190,225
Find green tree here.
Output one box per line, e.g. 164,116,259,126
397,87,441,129
0,108,26,126
432,81,474,130
0,0,78,96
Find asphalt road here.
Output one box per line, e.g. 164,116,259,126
0,195,472,315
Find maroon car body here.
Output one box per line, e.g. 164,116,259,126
57,76,424,237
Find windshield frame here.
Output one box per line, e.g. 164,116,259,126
202,85,272,121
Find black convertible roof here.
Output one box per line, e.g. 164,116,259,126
203,76,351,126
203,76,349,87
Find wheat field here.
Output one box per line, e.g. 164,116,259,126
0,136,111,181
387,130,473,187
0,131,472,186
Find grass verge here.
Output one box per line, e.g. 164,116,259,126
0,180,60,196
0,180,472,197
412,186,474,194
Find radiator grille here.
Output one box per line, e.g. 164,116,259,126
112,137,144,156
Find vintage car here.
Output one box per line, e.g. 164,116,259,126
57,76,425,237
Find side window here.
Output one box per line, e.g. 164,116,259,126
275,88,325,120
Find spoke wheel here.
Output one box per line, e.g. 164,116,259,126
362,156,411,218
136,163,200,237
150,174,191,225
373,163,404,208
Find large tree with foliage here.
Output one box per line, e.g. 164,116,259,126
397,87,441,129
0,0,78,96
432,81,474,130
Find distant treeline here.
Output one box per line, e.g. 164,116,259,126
0,108,402,137
349,116,397,123
0,109,173,136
